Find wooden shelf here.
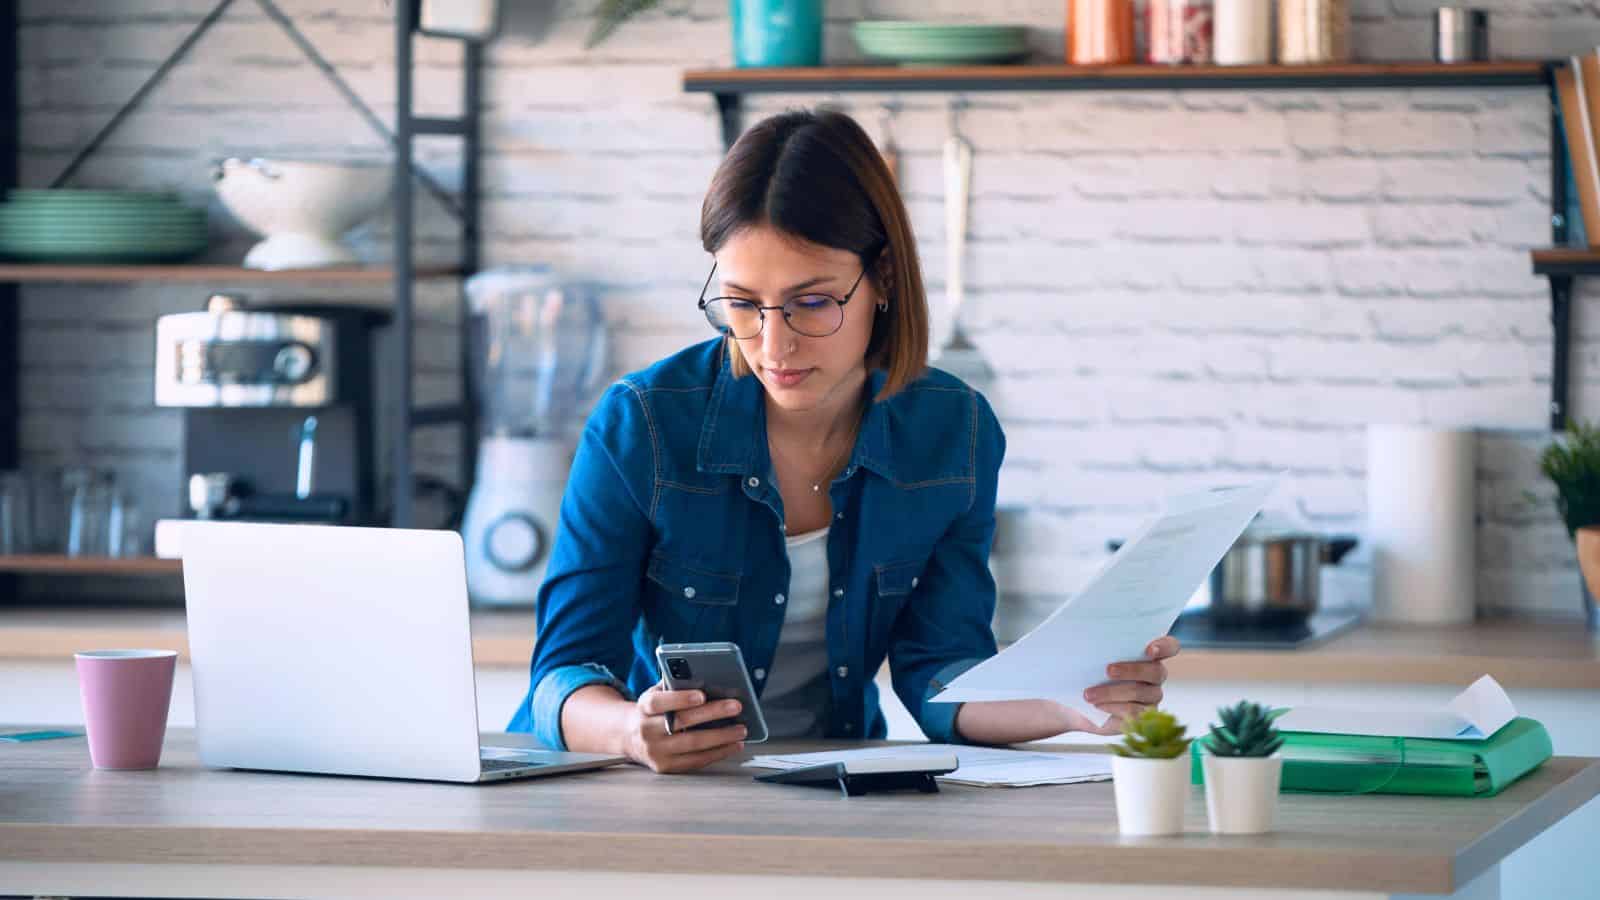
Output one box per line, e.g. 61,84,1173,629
0,264,461,285
0,555,182,576
1532,248,1600,277
684,60,1554,94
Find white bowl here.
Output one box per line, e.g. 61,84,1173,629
213,158,391,270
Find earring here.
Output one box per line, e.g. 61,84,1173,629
877,300,889,312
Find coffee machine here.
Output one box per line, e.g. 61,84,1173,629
154,294,387,528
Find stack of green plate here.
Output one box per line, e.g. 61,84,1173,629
852,22,1030,66
0,189,209,263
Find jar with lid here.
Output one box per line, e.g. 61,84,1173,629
1148,0,1214,64
1277,0,1350,63
1069,0,1137,64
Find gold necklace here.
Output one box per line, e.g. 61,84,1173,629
769,412,861,494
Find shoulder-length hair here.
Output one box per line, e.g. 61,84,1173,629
699,108,928,400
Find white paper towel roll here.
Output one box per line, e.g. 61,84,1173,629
1367,425,1477,624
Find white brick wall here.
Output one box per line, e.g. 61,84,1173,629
12,0,1600,621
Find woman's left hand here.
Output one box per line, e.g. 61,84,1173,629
1068,636,1181,736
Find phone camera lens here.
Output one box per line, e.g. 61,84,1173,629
667,658,692,680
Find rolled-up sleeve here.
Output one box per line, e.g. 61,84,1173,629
508,381,655,751
887,389,1005,745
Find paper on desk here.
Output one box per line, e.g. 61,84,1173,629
1274,674,1518,740
932,479,1278,725
744,744,1112,788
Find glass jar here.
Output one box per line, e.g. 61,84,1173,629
1278,0,1350,64
1069,0,1136,64
1148,0,1215,64
1214,0,1273,64
0,471,32,555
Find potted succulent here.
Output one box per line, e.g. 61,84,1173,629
1201,700,1285,835
1538,420,1600,630
1110,708,1194,836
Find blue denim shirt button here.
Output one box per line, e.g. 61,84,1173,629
683,586,695,599
746,476,760,488
835,666,849,678
774,593,785,605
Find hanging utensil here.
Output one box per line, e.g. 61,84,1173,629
936,104,994,388
878,104,900,183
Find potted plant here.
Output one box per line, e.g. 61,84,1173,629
1110,708,1194,836
1201,700,1285,835
1538,420,1600,630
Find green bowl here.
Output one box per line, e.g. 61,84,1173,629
0,245,205,263
854,37,1028,63
6,188,181,204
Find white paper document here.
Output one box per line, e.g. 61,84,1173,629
744,744,1112,788
932,479,1278,725
1274,674,1518,740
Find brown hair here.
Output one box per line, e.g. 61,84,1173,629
699,108,928,400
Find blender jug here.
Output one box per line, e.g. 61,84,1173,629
461,267,608,607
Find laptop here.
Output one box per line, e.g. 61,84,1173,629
182,521,624,783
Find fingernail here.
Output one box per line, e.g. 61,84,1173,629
727,701,741,714
738,726,748,738
1083,689,1096,701
691,692,705,704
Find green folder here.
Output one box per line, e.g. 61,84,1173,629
1189,717,1553,797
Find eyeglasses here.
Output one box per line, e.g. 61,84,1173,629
697,260,873,341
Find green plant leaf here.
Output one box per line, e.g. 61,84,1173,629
1207,700,1282,757
586,0,665,49
1539,420,1600,537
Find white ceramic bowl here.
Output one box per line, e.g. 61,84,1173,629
213,158,391,270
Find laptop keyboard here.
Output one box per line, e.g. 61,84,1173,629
481,756,549,772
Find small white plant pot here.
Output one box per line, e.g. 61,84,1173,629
1111,755,1190,836
1202,753,1284,835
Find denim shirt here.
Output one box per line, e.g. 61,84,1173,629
507,338,1005,750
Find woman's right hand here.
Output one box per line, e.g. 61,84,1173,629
623,683,747,773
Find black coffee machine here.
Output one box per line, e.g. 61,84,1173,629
155,294,388,524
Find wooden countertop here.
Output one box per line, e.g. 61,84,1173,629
2,729,1596,894
2,606,1597,689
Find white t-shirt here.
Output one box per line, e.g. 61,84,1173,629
759,525,832,738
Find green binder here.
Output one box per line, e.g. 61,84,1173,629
1189,717,1553,797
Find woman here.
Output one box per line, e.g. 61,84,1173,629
508,109,1178,772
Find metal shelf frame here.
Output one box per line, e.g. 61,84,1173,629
0,0,482,594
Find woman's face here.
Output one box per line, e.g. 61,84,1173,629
713,225,879,416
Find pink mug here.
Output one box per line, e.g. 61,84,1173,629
74,649,177,770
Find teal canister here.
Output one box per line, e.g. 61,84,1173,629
731,0,823,67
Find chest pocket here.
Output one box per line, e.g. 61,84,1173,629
646,553,741,642
647,554,740,605
869,558,924,643
874,558,924,598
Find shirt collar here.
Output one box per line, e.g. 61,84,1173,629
697,352,897,483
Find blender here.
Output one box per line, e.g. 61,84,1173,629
460,267,608,607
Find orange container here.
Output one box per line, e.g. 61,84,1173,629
1068,0,1136,64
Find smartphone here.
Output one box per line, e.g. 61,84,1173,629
654,641,769,744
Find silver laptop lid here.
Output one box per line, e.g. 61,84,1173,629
183,522,483,782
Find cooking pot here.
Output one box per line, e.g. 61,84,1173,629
1209,530,1359,626
1107,530,1360,626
